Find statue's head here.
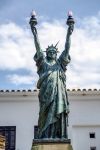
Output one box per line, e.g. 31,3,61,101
46,42,59,60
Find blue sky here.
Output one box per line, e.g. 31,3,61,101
0,0,100,90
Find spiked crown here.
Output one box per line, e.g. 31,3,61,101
44,41,59,53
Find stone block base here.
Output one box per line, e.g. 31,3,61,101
31,139,73,150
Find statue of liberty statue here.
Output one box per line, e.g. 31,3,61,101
29,11,74,139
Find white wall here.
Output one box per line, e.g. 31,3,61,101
68,91,100,150
0,90,100,150
72,126,100,150
0,92,39,150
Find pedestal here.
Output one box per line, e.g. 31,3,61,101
31,139,73,150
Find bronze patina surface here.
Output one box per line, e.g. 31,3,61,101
29,11,74,139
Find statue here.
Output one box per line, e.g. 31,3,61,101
29,11,74,139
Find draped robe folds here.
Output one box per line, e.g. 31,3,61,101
34,50,71,138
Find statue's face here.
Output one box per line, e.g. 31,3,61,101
47,49,57,60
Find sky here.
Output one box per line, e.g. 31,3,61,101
0,0,100,90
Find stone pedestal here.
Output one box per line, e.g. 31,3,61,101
31,139,73,150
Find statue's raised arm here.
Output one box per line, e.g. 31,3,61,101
29,11,45,75
29,11,42,54
65,24,74,55
58,11,75,69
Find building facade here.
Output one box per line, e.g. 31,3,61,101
0,89,100,150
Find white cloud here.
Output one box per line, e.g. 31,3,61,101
0,22,36,71
0,13,100,88
66,13,100,89
7,74,38,86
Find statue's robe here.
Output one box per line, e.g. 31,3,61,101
34,50,71,138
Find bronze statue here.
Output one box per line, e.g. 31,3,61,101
29,11,74,139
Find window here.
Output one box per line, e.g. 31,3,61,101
34,125,38,139
0,126,16,150
89,132,95,138
90,147,96,150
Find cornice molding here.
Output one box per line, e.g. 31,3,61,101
0,89,100,99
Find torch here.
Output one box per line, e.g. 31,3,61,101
29,11,37,28
66,11,75,33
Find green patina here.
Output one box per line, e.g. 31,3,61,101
30,14,74,139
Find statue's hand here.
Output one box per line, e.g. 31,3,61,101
29,17,37,29
29,19,37,34
68,24,74,35
30,20,35,29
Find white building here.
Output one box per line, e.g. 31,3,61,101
0,89,100,150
